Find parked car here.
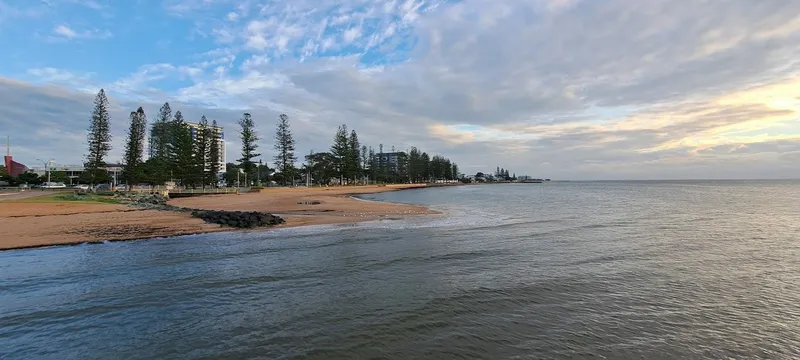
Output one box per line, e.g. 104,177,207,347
116,184,129,192
73,184,90,191
41,182,67,189
94,184,112,191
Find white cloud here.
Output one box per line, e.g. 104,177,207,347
53,24,77,38
51,24,111,40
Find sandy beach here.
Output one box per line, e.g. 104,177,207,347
0,184,439,251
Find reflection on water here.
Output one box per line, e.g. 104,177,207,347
2,181,800,359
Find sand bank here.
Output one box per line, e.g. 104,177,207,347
0,184,439,251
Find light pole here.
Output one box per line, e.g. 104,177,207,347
36,158,54,184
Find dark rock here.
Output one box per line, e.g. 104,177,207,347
205,210,282,228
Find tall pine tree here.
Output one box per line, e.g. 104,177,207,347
360,145,368,173
194,115,210,187
367,146,376,183
420,152,430,182
330,124,349,184
208,119,222,187
122,107,147,186
85,89,112,185
150,102,172,160
144,102,173,184
347,129,361,182
237,113,260,184
171,111,196,187
273,114,297,186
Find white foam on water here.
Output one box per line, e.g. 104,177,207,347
255,222,362,238
247,198,516,238
344,205,510,232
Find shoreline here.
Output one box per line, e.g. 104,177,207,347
0,183,452,252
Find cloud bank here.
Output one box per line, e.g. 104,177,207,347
0,0,798,179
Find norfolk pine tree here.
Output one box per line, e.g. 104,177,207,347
195,116,210,187
208,120,222,187
274,114,297,186
122,107,147,186
84,89,112,186
146,102,173,184
347,129,361,182
238,113,261,184
171,111,196,187
151,102,172,159
330,124,349,184
367,146,376,183
360,145,368,172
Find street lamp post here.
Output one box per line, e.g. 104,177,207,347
36,158,55,184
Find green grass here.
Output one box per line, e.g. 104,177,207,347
9,192,122,204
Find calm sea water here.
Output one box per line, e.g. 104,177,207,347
2,181,799,359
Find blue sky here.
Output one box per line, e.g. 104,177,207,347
0,0,799,179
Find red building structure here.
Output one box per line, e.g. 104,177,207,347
4,155,28,177
4,137,28,177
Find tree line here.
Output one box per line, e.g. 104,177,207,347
78,90,226,188
5,89,459,188
473,166,517,182
495,166,515,181
293,124,460,187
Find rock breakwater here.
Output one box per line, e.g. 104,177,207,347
190,210,285,228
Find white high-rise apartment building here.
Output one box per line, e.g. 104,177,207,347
186,121,227,175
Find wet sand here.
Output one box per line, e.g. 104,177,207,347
0,184,440,251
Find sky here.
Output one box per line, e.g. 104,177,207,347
0,0,798,180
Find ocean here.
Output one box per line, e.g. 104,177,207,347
1,180,799,359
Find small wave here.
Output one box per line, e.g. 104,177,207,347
359,250,508,271
201,274,293,289
463,218,563,232
258,223,359,237
569,254,627,266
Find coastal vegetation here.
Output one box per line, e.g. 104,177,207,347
83,89,113,185
273,114,297,186
98,89,461,188
121,107,147,186
2,89,494,188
